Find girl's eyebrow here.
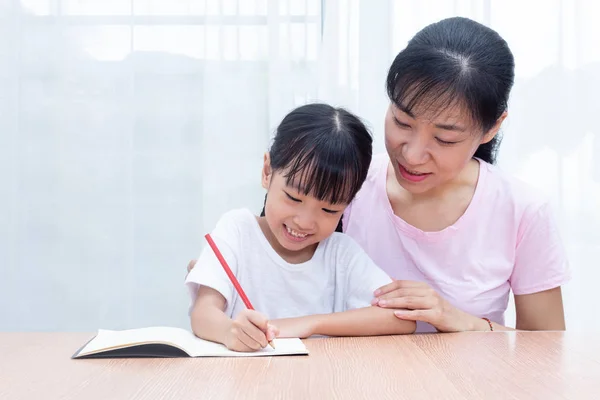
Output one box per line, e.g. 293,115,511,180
285,182,346,208
286,181,306,193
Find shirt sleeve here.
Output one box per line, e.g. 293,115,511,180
343,244,393,310
509,202,571,295
184,212,241,312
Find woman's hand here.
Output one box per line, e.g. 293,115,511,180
372,280,484,332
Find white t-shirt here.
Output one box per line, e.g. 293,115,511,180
185,208,392,319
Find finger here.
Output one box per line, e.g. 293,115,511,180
374,280,426,296
373,280,400,296
266,324,279,341
394,309,433,323
241,321,268,348
377,296,436,310
244,310,270,332
376,288,431,301
187,259,197,273
237,329,264,351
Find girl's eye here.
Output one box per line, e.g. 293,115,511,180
435,138,458,146
322,208,339,215
393,117,411,129
285,192,301,202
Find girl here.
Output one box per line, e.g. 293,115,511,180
186,103,416,352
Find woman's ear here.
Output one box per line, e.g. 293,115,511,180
481,111,508,144
261,152,272,189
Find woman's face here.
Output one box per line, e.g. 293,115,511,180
384,102,504,195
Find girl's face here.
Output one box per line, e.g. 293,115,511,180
384,102,506,195
260,154,347,260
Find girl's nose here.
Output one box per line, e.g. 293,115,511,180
292,212,316,232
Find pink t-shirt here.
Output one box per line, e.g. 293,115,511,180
343,154,571,333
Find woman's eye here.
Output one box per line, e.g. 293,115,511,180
285,192,301,202
394,118,411,129
435,138,458,146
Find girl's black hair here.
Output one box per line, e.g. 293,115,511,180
386,17,515,164
260,103,373,232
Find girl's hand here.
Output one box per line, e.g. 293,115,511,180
372,280,481,332
224,310,279,352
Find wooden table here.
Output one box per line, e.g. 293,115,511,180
0,331,598,399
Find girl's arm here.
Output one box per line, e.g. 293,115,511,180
191,286,276,351
272,306,417,338
190,286,233,343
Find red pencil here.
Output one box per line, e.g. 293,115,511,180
204,233,275,349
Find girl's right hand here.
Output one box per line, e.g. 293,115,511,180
224,309,278,352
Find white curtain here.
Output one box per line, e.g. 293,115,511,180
1,0,598,332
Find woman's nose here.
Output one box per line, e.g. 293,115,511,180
402,134,429,165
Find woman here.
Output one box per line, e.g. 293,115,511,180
189,17,569,333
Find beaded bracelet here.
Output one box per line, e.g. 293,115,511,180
482,317,494,331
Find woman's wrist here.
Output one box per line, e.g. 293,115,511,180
461,311,492,332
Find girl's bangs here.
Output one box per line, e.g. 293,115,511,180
282,147,362,205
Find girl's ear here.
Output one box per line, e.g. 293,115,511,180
261,152,272,189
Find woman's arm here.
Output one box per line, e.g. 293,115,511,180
514,287,565,330
461,287,565,331
374,280,566,332
273,306,416,338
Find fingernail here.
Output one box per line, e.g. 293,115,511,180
374,289,381,296
371,298,379,306
379,300,387,306
394,311,404,317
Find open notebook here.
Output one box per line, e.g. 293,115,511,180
72,327,309,359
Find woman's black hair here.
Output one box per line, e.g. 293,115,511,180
260,103,373,232
386,17,515,164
